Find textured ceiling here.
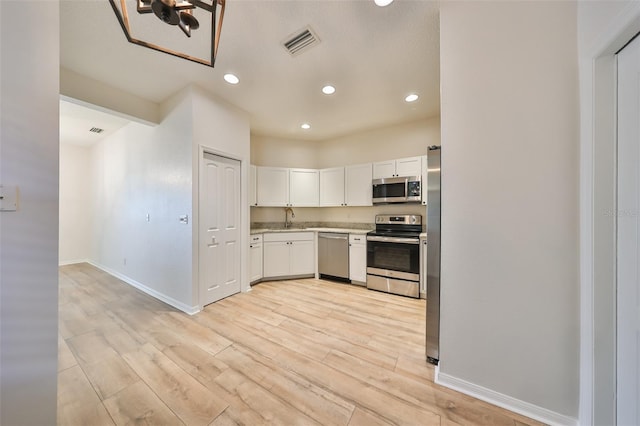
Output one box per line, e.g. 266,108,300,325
60,0,440,142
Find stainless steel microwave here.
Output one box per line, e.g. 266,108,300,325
372,176,421,204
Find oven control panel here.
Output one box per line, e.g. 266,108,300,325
375,214,421,225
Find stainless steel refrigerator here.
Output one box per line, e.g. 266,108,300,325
426,145,441,365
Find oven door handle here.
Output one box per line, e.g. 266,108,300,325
366,236,419,244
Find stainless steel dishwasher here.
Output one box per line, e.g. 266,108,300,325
318,233,349,281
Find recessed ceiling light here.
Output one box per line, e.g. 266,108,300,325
223,73,239,84
301,123,311,130
374,0,394,7
322,85,336,95
405,93,419,103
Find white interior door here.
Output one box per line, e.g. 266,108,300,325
617,34,640,426
200,152,241,307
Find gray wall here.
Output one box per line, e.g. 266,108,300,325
439,0,579,419
0,1,60,424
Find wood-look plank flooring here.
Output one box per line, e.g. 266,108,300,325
58,263,544,426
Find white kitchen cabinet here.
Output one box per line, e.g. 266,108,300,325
319,167,345,206
256,167,319,207
257,167,289,206
263,232,315,278
372,160,396,179
348,234,367,284
319,163,372,207
249,165,258,207
421,155,428,206
289,168,319,207
345,163,373,206
289,240,315,275
373,156,423,179
249,234,263,283
263,241,289,277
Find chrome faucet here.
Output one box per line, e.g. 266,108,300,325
284,207,295,229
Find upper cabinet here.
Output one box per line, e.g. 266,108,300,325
345,163,373,206
254,155,426,208
256,167,319,207
289,169,320,207
319,167,345,207
319,163,373,207
257,167,289,206
373,156,422,179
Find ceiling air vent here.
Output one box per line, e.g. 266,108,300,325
89,127,104,134
282,26,320,56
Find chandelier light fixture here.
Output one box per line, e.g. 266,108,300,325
109,0,226,67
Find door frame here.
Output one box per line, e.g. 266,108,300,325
579,4,640,424
196,145,248,311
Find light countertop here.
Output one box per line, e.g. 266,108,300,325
250,227,370,235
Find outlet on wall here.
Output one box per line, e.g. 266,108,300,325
123,258,127,266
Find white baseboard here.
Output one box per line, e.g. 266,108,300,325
59,258,90,266
87,261,201,315
436,371,578,426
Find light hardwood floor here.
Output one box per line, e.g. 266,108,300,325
58,263,544,426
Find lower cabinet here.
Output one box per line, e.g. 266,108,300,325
348,234,367,284
263,232,315,279
249,234,263,283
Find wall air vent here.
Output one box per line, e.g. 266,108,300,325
89,127,104,134
282,26,320,56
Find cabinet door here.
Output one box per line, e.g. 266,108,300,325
289,169,319,207
372,160,396,179
257,167,289,206
395,156,422,177
250,243,263,282
263,241,290,277
345,163,372,206
320,167,345,206
249,165,257,206
290,240,315,275
349,236,367,283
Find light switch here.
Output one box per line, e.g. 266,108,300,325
0,185,19,212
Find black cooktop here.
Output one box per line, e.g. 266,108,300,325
367,229,421,238
368,214,422,238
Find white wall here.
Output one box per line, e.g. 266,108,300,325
87,85,251,311
61,68,161,125
439,1,579,423
59,143,92,264
190,85,251,295
251,135,321,168
250,118,439,225
90,89,196,312
317,118,440,168
0,1,60,424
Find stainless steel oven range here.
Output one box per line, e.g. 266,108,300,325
366,214,421,298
